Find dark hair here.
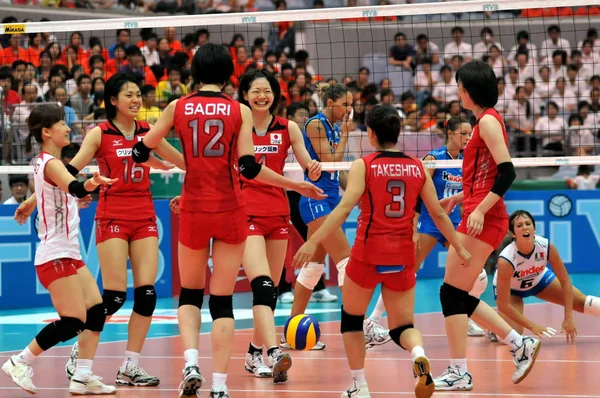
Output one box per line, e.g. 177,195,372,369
366,104,401,145
445,116,470,142
455,60,498,108
8,174,28,187
61,143,80,160
318,83,348,106
509,210,535,234
104,72,141,120
287,102,309,119
191,43,233,86
25,104,65,153
238,69,281,114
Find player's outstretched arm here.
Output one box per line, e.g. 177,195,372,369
237,104,326,200
496,258,557,340
292,159,365,270
154,138,186,171
14,195,37,225
68,127,102,171
288,120,321,181
45,159,118,198
420,171,470,266
548,243,577,342
467,115,516,236
132,101,177,163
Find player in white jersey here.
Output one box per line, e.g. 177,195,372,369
492,210,600,343
5,104,117,395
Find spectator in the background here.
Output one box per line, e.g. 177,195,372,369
270,0,295,56
507,30,538,66
473,27,504,60
139,85,161,124
68,74,93,119
535,101,566,151
3,175,28,204
577,28,600,51
164,26,182,54
413,34,441,69
109,29,131,59
540,25,571,63
415,58,438,107
535,65,555,100
552,77,577,114
432,65,458,104
388,32,414,70
515,49,536,83
155,65,187,107
444,26,472,64
3,34,27,66
487,44,507,78
140,32,160,67
11,83,38,153
581,40,600,77
549,50,568,82
0,70,22,108
568,114,595,155
54,86,82,139
195,28,210,50
567,165,599,190
294,50,316,77
506,86,536,154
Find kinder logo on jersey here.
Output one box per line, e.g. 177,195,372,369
116,148,132,157
270,133,282,145
442,171,462,183
513,264,545,279
254,145,278,153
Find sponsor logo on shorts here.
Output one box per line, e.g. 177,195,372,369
280,227,289,234
148,226,157,232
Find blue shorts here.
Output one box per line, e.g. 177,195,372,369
417,217,459,244
298,193,341,224
493,270,557,300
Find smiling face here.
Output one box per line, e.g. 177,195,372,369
111,82,142,119
244,77,274,113
43,119,71,150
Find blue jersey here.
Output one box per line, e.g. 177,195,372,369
420,146,462,224
302,112,341,193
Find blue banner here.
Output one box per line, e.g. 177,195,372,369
0,200,172,310
340,190,600,279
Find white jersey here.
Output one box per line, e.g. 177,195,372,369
34,152,81,265
495,235,550,292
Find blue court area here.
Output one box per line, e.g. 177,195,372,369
0,273,598,353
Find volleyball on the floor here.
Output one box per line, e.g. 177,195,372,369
284,314,321,350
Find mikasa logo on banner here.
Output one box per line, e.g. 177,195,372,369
270,133,282,145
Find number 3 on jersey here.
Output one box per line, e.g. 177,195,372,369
190,119,225,157
385,180,406,218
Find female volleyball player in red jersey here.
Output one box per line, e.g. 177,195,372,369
237,69,321,383
293,104,471,398
432,61,541,391
6,104,117,395
131,43,325,398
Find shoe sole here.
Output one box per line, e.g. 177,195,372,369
273,354,293,384
413,357,435,398
434,384,473,391
2,363,36,395
467,331,486,337
179,374,204,398
513,340,541,384
244,364,272,378
115,378,160,387
69,388,117,395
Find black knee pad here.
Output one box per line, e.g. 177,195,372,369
440,283,468,317
271,285,278,312
85,303,106,332
209,295,234,320
35,316,85,351
179,287,205,310
340,306,364,334
133,285,157,317
389,324,415,350
465,294,481,318
251,275,277,311
103,290,126,316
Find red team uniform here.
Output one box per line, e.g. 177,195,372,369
95,120,158,244
456,108,509,248
241,116,291,240
347,152,426,292
174,91,247,250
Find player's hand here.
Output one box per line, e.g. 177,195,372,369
91,172,119,186
561,317,577,343
466,209,484,237
292,240,318,270
170,196,181,214
340,111,351,135
306,160,321,182
295,181,327,200
456,246,471,267
440,196,457,214
78,195,93,209
530,323,557,340
14,198,36,225
153,160,175,171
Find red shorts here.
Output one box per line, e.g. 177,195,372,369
179,207,247,250
346,257,416,292
457,213,508,249
36,258,86,289
96,218,158,244
247,216,290,240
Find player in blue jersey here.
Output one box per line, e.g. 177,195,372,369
368,117,486,337
282,84,391,350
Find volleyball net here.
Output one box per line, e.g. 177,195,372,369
1,0,600,178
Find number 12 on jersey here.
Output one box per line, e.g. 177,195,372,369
189,119,225,157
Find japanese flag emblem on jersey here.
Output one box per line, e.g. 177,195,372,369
270,133,282,145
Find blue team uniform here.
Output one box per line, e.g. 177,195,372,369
417,146,463,243
298,112,342,224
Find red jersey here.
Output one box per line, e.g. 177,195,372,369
352,152,425,266
462,108,509,219
95,120,155,220
241,116,291,217
174,91,244,213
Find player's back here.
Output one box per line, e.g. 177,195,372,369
353,151,426,266
240,116,291,217
174,91,243,213
33,152,81,265
462,108,508,218
95,120,155,220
